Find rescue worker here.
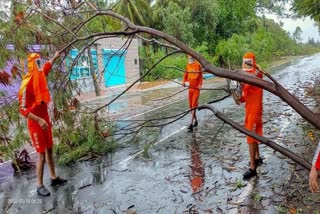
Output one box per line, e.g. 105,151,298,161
239,52,263,180
182,55,203,131
18,51,67,196
309,142,320,192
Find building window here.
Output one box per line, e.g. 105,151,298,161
67,49,98,80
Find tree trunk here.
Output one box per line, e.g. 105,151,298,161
87,47,101,96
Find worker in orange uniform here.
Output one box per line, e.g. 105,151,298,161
309,142,320,192
239,52,263,180
182,55,203,131
18,51,67,196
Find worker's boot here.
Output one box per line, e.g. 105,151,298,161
193,120,198,127
243,168,257,180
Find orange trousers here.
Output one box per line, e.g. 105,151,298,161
27,104,53,153
244,113,263,144
188,89,200,109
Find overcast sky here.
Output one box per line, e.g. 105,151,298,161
265,13,320,43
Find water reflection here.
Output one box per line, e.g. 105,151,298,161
189,133,205,200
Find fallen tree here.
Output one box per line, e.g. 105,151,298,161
1,1,319,170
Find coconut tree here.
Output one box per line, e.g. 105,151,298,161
111,0,152,26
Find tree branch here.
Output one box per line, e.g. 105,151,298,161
198,104,312,171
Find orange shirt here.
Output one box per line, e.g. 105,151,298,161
241,69,263,116
183,61,203,90
18,55,52,117
313,142,320,169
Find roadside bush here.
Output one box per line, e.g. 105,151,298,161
215,25,320,70
140,42,214,81
215,34,248,69
53,113,117,165
0,100,30,165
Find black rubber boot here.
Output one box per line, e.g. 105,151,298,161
243,168,257,180
193,120,198,127
187,124,193,132
50,177,67,187
255,158,263,166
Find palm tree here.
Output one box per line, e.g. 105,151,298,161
111,0,152,26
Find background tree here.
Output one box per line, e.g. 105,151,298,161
256,0,289,16
308,37,316,46
292,0,320,23
111,0,152,26
292,26,303,43
157,2,194,45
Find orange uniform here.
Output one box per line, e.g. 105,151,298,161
18,53,53,153
182,60,203,109
313,142,320,169
240,52,263,144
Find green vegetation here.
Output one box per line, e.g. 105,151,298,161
274,205,287,213
137,0,320,81
254,193,263,202
236,180,245,189
0,1,120,165
139,48,186,81
112,0,152,26
142,143,152,158
0,101,29,162
141,42,214,81
51,81,117,165
292,0,320,23
53,114,117,165
229,179,246,192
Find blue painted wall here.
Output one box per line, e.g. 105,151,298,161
102,49,127,87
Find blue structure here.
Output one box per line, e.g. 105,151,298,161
102,49,126,87
67,48,127,88
203,73,215,79
67,49,98,81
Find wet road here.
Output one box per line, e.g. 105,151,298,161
1,54,320,213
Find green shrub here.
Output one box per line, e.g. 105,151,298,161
0,101,28,162
53,113,117,165
140,42,214,81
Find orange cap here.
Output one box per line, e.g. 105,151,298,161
243,52,255,60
